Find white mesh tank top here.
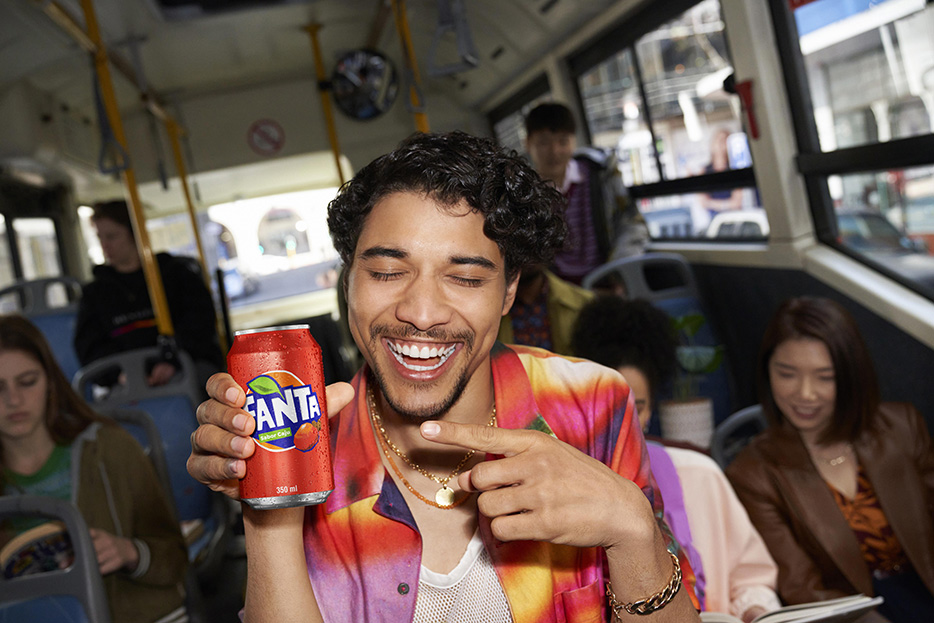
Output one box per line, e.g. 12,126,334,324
413,529,513,623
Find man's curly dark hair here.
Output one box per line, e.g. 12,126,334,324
571,296,679,401
327,131,567,281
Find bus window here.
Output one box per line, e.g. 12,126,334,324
830,165,934,299
491,78,553,155
633,1,747,182
778,0,934,300
12,217,62,280
795,0,934,151
574,0,763,241
637,191,765,239
580,49,658,186
208,188,341,309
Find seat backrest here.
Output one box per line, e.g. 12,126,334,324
73,347,210,521
96,407,211,623
0,495,111,623
74,348,231,589
710,404,768,469
0,277,82,315
583,253,735,425
0,277,83,382
582,252,699,300
98,407,175,514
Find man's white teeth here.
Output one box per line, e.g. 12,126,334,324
389,342,456,371
395,343,453,359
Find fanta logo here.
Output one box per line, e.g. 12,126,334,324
244,372,322,452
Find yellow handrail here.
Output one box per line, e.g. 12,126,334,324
80,0,174,339
391,0,430,133
304,23,347,186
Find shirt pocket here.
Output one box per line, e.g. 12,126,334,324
554,580,604,623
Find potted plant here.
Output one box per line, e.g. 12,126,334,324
658,312,724,448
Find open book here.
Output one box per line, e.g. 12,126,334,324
700,595,884,623
0,520,74,579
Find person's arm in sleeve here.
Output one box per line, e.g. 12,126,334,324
905,403,934,502
106,428,188,586
726,457,848,605
166,257,223,368
684,455,782,621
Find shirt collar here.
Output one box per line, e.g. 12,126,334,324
324,344,547,514
560,158,584,194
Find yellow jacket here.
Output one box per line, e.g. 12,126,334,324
498,270,594,357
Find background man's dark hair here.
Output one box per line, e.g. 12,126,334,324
91,200,135,239
327,131,568,282
524,102,577,136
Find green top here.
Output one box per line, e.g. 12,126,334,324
3,445,72,532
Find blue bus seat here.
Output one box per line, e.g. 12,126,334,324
72,347,230,580
710,404,768,469
582,253,735,426
0,277,83,382
0,495,111,623
98,407,213,622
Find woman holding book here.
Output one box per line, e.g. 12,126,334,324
726,297,934,623
0,314,188,623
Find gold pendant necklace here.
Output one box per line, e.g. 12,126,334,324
814,443,853,467
367,386,496,509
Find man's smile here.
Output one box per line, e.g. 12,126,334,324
386,339,459,371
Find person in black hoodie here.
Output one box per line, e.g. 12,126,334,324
74,200,223,387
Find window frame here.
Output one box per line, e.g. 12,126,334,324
768,0,934,300
487,74,551,135
567,0,761,240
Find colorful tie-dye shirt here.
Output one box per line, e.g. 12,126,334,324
304,342,697,622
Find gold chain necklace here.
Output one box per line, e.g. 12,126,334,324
367,386,496,509
814,443,853,467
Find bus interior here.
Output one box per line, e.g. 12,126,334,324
1,0,933,618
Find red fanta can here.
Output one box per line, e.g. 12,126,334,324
227,325,334,509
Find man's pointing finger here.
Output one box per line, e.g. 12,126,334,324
420,420,536,457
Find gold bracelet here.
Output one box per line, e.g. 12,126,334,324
606,551,681,618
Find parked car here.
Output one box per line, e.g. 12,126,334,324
837,211,934,296
221,259,259,300
704,209,769,239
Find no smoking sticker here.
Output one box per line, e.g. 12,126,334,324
247,119,285,156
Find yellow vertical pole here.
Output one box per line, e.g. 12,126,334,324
391,0,430,133
164,119,227,350
80,0,174,338
304,23,346,186
165,120,209,289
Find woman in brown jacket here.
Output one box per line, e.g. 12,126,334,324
725,297,934,623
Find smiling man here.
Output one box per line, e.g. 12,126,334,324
188,131,699,622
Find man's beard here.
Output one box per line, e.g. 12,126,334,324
367,324,474,424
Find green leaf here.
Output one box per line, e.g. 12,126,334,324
676,345,722,373
248,375,284,398
672,313,705,339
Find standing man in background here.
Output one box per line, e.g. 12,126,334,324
524,102,648,285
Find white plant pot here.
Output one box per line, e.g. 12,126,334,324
659,397,714,449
